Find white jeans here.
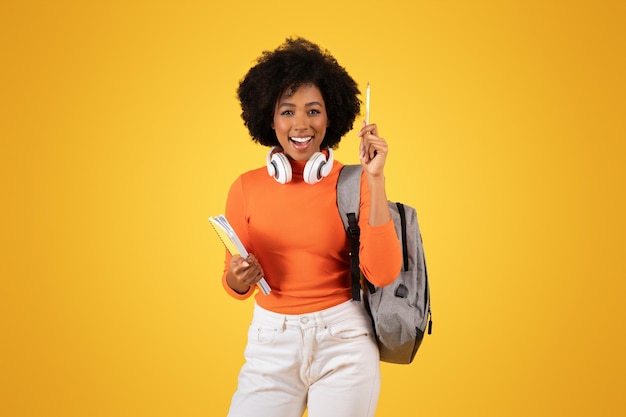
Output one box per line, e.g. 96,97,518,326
226,299,381,417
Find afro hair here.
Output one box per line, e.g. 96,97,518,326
237,37,361,149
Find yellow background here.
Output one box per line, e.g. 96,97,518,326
1,1,625,416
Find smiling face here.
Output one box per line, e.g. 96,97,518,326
272,83,328,162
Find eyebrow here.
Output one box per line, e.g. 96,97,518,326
277,101,324,109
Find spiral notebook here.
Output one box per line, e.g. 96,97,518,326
208,214,271,295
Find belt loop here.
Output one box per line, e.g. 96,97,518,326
314,312,327,329
281,316,287,332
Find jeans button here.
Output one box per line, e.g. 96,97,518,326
300,317,309,324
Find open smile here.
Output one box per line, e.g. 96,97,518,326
290,136,312,144
289,136,313,150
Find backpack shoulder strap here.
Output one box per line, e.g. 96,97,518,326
337,164,362,227
337,164,363,301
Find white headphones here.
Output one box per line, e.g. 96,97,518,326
266,147,334,184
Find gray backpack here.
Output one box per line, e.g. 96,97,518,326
337,165,432,364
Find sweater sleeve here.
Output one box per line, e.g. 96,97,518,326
220,176,255,300
357,172,402,287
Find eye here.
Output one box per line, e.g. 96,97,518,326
280,110,294,116
308,109,321,115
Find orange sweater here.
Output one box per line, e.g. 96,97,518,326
221,159,402,314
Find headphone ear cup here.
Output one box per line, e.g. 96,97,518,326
320,148,333,178
266,148,276,177
271,152,292,184
303,151,327,184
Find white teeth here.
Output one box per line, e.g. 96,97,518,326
290,137,312,143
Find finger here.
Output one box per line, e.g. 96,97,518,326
372,141,388,158
362,134,384,151
251,269,264,285
359,137,368,161
370,146,380,160
236,257,250,269
247,268,265,287
228,255,243,270
366,143,378,161
357,123,378,137
366,123,378,136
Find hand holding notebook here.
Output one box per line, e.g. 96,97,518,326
209,215,271,295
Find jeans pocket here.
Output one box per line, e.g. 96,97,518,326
327,322,371,341
247,323,278,345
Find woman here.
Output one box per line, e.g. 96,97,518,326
221,37,402,417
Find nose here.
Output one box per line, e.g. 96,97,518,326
293,111,309,130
